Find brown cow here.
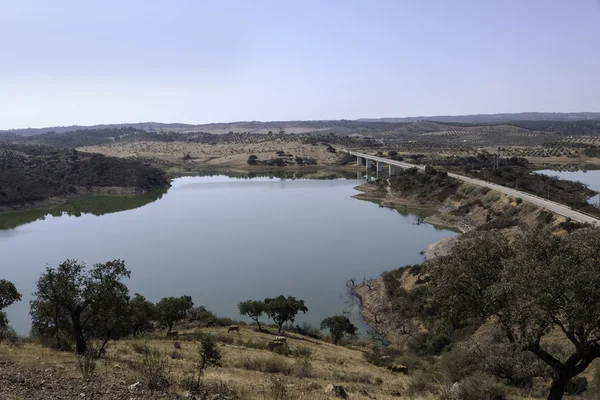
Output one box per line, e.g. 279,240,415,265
387,364,409,375
166,330,179,339
227,325,240,333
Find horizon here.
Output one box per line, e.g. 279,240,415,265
4,110,600,131
2,1,599,129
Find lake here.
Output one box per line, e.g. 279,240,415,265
535,169,600,205
1,175,457,335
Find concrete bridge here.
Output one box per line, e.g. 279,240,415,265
349,151,600,225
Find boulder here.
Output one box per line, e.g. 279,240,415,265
325,384,348,399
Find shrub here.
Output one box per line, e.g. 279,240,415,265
214,333,234,345
454,373,507,400
294,358,313,378
406,370,441,397
267,376,288,400
271,344,291,357
565,376,588,395
516,197,523,205
76,349,97,380
197,333,222,370
239,356,293,375
169,350,184,360
132,342,152,355
292,346,312,358
135,346,172,391
247,155,258,165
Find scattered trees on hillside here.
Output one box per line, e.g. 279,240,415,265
430,228,600,400
0,279,21,342
265,295,308,333
157,295,194,332
30,259,131,355
238,300,266,331
238,296,308,333
320,315,357,344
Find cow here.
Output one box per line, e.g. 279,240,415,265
273,336,287,344
227,325,240,333
387,364,409,375
166,330,179,339
205,319,216,327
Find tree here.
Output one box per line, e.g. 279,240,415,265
128,293,157,336
30,259,130,355
430,228,600,400
157,295,193,332
0,279,21,310
264,295,308,333
238,300,266,331
0,279,21,343
320,315,357,345
247,155,258,165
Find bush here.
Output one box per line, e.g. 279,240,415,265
270,344,291,357
292,346,312,358
214,333,235,345
515,197,523,205
406,370,442,397
132,342,152,355
197,333,222,370
454,373,507,400
294,358,313,378
77,349,97,380
239,356,293,375
134,345,172,391
565,376,588,395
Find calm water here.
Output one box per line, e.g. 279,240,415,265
535,169,600,204
1,175,456,335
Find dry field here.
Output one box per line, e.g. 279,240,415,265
78,139,343,170
0,326,423,400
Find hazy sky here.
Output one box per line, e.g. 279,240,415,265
1,0,599,129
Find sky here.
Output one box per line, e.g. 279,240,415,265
1,0,599,129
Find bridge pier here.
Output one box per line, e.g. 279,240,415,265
365,159,372,170
356,157,364,166
376,162,383,173
389,165,396,176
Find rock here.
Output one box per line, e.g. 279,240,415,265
325,384,348,399
79,393,86,397
128,382,141,391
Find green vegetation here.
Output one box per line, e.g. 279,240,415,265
30,259,131,355
238,300,266,331
0,143,169,207
157,295,194,332
320,315,358,344
264,296,308,334
0,279,21,343
385,165,459,203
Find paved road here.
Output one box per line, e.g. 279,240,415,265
349,151,600,225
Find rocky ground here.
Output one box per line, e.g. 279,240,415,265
0,359,179,400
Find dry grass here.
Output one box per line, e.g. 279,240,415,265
0,326,420,400
78,139,341,170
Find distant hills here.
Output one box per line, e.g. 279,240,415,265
358,112,600,124
2,112,600,136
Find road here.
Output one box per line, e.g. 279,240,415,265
349,151,600,225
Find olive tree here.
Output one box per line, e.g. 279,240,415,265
264,295,308,333
238,300,266,331
157,295,193,332
320,315,357,344
430,229,600,400
30,259,130,355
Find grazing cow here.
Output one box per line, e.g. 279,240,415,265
166,330,179,339
174,342,182,349
228,325,240,333
205,320,216,327
387,364,409,375
273,336,287,344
